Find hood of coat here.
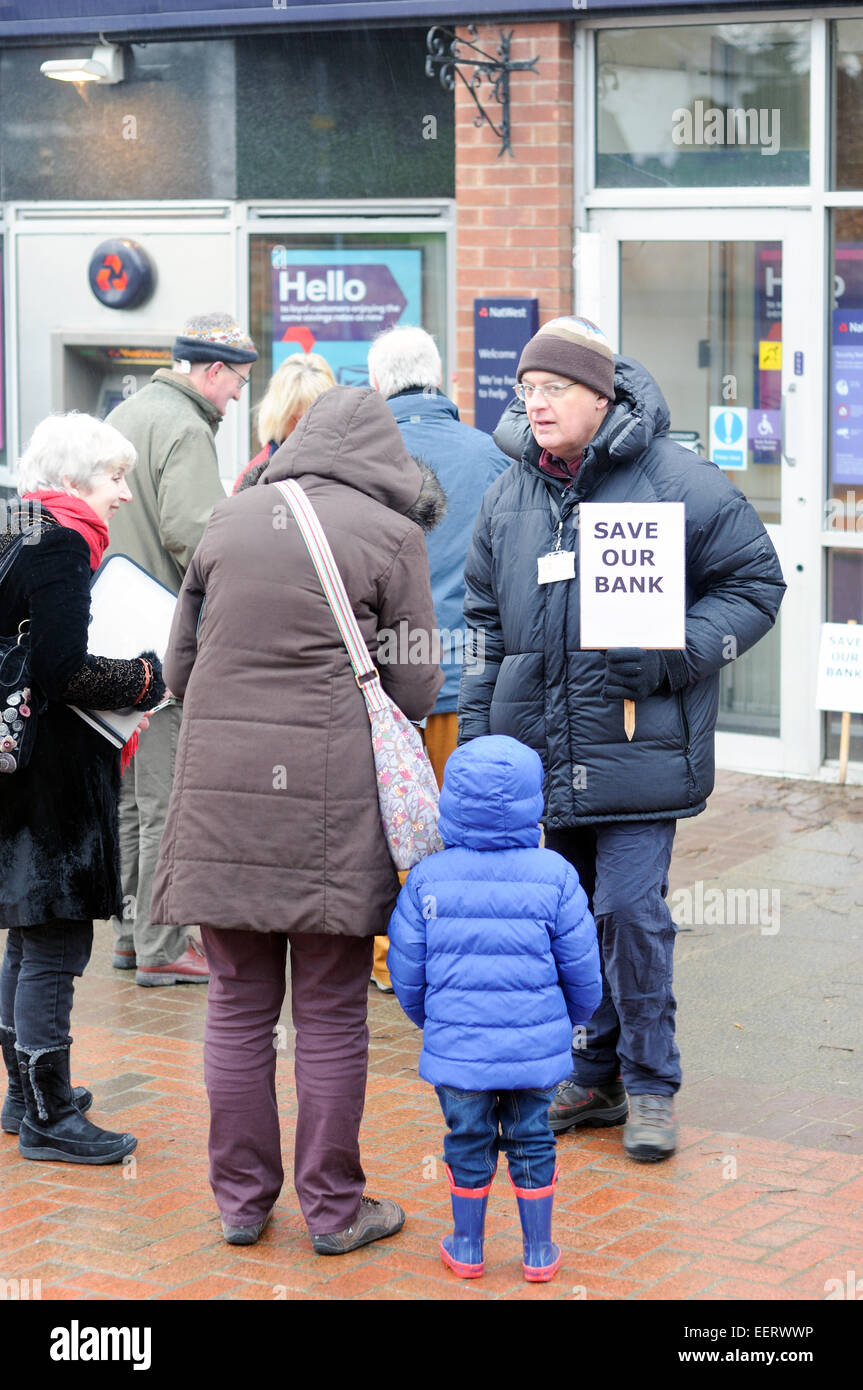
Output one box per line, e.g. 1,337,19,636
438,735,544,851
260,385,426,516
492,355,672,489
586,355,671,471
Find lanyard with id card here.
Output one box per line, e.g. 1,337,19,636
538,486,576,586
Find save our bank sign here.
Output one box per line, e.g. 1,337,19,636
271,248,421,384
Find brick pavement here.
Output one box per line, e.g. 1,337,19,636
1,771,862,1301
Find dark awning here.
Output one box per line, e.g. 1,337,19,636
0,0,811,43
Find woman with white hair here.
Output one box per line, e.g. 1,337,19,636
0,412,166,1165
233,352,335,494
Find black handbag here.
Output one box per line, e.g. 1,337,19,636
0,528,40,775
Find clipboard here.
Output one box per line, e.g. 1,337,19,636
70,555,178,748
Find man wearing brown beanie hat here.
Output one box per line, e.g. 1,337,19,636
458,315,785,1163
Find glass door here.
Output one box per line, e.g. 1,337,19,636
586,208,821,778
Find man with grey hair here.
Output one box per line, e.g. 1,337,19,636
106,312,257,986
368,325,510,990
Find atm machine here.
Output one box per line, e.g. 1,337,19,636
7,213,242,492
51,331,172,419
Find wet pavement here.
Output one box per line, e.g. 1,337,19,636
1,769,862,1300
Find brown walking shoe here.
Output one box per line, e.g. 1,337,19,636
311,1195,405,1255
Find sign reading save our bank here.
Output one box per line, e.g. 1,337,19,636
473,298,538,435
816,623,863,715
579,503,686,652
271,248,421,384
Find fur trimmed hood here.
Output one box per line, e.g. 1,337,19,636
404,457,447,533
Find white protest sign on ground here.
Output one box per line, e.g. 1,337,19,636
579,502,687,651
815,623,863,714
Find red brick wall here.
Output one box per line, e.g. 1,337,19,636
454,21,574,425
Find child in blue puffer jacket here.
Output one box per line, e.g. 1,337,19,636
388,734,602,1283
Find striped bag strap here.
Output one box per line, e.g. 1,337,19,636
273,479,389,715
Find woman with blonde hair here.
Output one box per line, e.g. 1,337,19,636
233,352,335,494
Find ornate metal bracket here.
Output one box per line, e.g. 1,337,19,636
425,24,539,158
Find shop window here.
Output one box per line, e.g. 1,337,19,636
248,231,447,460
827,212,863,538
0,32,452,204
825,213,863,764
833,20,863,190
0,234,6,481
0,42,236,201
596,23,809,189
824,550,863,762
235,32,453,201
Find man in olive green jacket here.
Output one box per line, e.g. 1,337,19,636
106,312,257,985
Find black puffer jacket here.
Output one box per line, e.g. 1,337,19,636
458,358,786,827
0,506,164,928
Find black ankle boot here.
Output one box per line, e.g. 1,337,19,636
17,1047,136,1165
1,1028,93,1136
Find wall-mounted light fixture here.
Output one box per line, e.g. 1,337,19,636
41,43,124,85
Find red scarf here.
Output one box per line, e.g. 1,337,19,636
538,448,583,482
22,490,110,571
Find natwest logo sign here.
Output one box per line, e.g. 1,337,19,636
88,239,154,310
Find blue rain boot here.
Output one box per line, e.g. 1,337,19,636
509,1164,561,1283
440,1164,495,1279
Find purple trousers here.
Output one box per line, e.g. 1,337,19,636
200,926,374,1234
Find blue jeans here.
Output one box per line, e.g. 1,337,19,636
0,921,93,1052
545,820,680,1096
435,1085,557,1189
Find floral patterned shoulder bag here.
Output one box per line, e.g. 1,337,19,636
274,479,443,872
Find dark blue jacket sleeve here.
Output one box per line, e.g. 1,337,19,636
550,866,602,1026
387,875,429,1029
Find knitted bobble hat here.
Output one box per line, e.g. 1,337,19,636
173,312,258,365
516,316,615,399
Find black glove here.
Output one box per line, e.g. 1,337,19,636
601,648,668,703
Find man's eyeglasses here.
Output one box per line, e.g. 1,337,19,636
514,381,577,402
221,362,251,390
